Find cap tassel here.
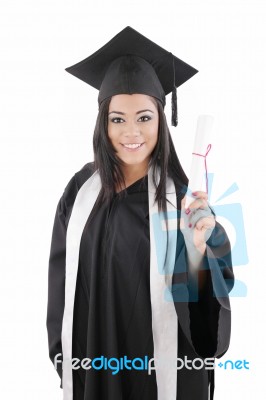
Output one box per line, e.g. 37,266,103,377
171,52,178,127
171,86,178,127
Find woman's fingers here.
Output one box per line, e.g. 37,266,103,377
195,216,215,231
191,191,208,200
183,191,209,213
181,191,208,205
188,207,215,229
185,198,208,214
180,195,215,246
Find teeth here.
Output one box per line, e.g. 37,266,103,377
123,143,142,149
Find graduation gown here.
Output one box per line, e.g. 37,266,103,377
46,161,234,400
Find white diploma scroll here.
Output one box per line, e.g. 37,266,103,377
185,115,214,209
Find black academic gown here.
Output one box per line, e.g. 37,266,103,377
46,161,234,400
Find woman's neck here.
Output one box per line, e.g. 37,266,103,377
122,161,149,184
116,160,150,192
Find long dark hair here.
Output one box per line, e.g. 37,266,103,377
92,95,188,214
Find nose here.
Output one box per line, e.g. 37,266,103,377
123,120,141,138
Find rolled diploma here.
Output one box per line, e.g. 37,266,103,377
185,115,214,209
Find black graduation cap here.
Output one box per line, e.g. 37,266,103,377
65,26,198,127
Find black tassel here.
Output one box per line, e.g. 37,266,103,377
171,85,178,126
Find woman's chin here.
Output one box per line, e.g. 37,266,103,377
119,155,148,167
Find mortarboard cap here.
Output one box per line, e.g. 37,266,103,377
65,26,198,127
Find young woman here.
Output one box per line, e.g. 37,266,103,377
46,26,234,400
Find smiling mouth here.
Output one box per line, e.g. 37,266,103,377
121,143,144,149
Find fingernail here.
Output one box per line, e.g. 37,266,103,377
192,192,197,196
185,208,191,215
189,223,192,228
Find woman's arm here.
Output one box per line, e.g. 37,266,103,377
46,170,81,388
174,214,234,360
46,163,95,388
46,193,67,389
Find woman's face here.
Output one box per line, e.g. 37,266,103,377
107,94,159,168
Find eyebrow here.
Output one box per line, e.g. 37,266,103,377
108,109,154,115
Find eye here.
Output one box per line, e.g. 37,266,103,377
139,115,151,122
110,115,152,123
111,117,124,123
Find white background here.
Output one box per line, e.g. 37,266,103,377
1,0,265,398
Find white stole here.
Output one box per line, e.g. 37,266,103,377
61,165,179,399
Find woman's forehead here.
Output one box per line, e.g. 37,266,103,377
109,94,157,112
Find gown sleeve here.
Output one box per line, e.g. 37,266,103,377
46,174,79,389
46,162,95,389
172,218,234,399
173,219,234,359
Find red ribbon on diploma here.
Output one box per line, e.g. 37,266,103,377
192,143,212,194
